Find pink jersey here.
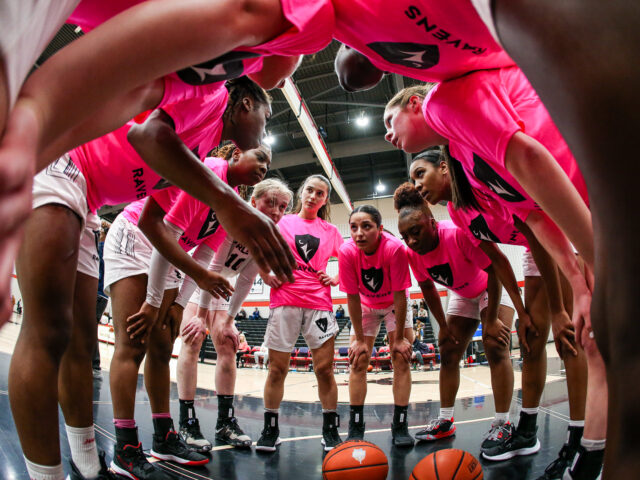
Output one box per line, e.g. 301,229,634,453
406,220,491,298
270,214,344,311
121,187,181,226
339,232,411,309
447,190,528,248
423,66,589,217
164,157,236,252
70,86,228,213
333,0,513,82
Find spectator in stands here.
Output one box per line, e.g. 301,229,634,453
251,307,261,320
417,306,428,322
411,301,419,318
335,305,345,319
16,299,22,315
254,343,269,369
237,308,248,320
412,337,432,371
236,334,251,368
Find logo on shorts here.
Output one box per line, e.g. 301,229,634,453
469,214,500,243
295,234,320,263
315,317,328,333
153,178,173,190
176,51,262,85
361,267,384,293
366,42,439,70
472,154,526,203
427,263,454,287
197,209,220,240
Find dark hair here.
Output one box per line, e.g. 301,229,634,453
441,146,484,212
224,77,272,117
292,174,332,221
393,182,434,220
413,148,442,167
211,143,236,160
349,204,382,227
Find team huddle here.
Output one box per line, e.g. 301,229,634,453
1,0,637,479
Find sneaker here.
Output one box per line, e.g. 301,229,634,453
481,421,514,454
179,418,212,453
321,414,342,451
347,421,365,441
111,442,171,480
151,430,209,466
482,426,541,461
216,417,252,448
256,425,281,452
68,451,117,480
391,421,415,447
562,446,604,480
415,417,456,441
537,444,578,480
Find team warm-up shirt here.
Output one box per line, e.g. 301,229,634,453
338,232,411,309
333,0,513,82
69,86,228,213
270,214,343,312
446,190,528,249
422,66,589,218
164,157,234,253
406,220,491,299
121,187,181,226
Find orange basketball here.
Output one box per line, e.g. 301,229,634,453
322,440,388,480
367,364,374,372
410,449,483,480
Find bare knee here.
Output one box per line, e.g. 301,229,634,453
314,359,334,379
483,337,510,364
267,362,288,383
439,344,462,368
352,354,370,374
146,338,173,364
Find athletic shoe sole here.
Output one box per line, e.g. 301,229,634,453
149,450,209,466
415,426,457,441
110,461,139,480
482,438,541,461
321,437,341,451
255,437,282,452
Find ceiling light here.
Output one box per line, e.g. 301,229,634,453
263,134,276,146
376,180,386,193
356,113,370,128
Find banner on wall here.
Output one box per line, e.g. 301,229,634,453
250,276,264,295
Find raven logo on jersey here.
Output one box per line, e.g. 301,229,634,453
153,178,172,190
469,214,500,243
197,209,220,240
361,267,384,293
427,263,454,287
295,234,320,263
176,51,262,85
367,42,439,70
315,317,328,333
472,154,526,203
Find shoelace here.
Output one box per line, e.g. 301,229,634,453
483,422,510,441
128,446,155,473
185,419,205,439
426,418,447,430
544,445,572,474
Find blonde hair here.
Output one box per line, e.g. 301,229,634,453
386,84,435,111
251,178,293,211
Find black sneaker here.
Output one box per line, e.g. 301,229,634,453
151,430,209,466
562,446,603,480
111,442,171,480
391,421,414,447
256,425,281,452
179,418,212,453
482,426,541,461
347,421,365,441
415,417,456,441
481,421,514,454
536,444,579,480
68,451,117,480
216,417,252,448
321,413,342,451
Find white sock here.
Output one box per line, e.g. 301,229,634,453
494,412,509,424
24,457,64,480
581,437,606,451
569,420,585,428
65,424,100,478
439,407,454,420
521,407,539,415
265,408,279,414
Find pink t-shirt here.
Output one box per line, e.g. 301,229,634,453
406,220,491,299
121,186,181,226
270,214,344,311
423,66,589,217
447,190,528,248
164,157,236,252
70,86,228,213
333,0,513,82
339,232,411,309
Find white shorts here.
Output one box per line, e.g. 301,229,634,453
210,294,231,311
469,0,501,46
265,306,339,352
349,303,413,338
103,214,182,294
0,0,80,107
447,288,515,321
522,250,541,277
32,155,100,278
187,288,201,306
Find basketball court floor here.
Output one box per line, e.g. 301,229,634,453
0,319,571,479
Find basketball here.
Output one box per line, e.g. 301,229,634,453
322,440,388,480
410,449,482,480
367,364,374,372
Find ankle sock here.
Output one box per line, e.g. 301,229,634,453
518,408,538,433
350,405,364,425
113,418,136,430
24,457,64,480
323,410,339,429
567,423,585,447
581,437,605,451
217,395,235,421
393,405,409,425
439,407,454,420
264,410,279,429
494,412,509,424
179,399,196,425
65,424,100,478
152,414,174,438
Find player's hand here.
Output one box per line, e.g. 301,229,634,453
438,324,459,347
572,284,592,349
126,302,160,343
213,316,239,351
552,311,578,357
391,337,412,363
262,273,282,289
163,302,184,342
181,315,207,345
195,270,234,299
517,311,539,354
316,270,338,286
348,338,370,366
483,319,511,346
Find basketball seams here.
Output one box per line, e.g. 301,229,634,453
471,471,483,480
451,450,465,479
323,463,390,473
433,450,441,480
